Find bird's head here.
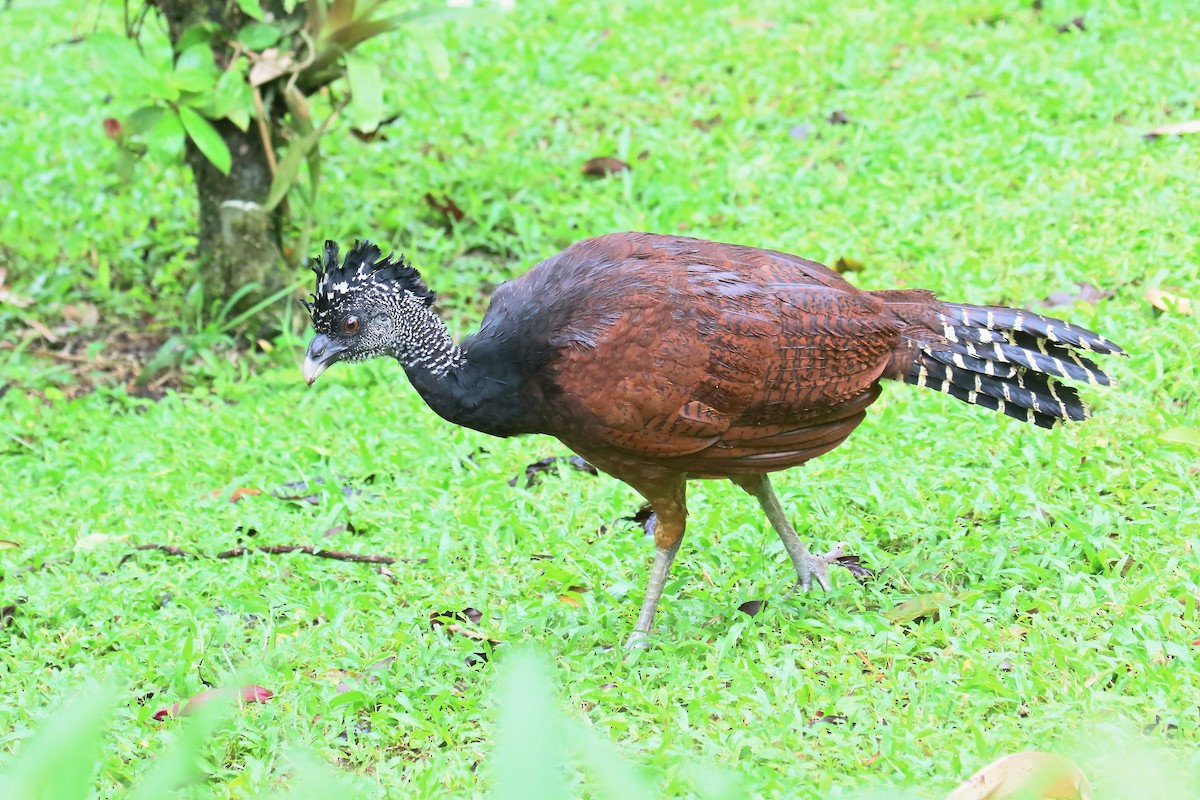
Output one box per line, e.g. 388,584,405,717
302,239,436,385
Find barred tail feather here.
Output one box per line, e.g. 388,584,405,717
881,293,1124,427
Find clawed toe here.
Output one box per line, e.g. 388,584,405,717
795,542,872,591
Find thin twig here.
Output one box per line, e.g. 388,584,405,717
133,543,198,558
217,544,397,564
118,543,199,567
252,86,278,176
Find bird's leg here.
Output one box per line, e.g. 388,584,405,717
623,482,687,649
732,474,849,592
625,524,682,650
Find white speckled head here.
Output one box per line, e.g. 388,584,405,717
302,240,462,384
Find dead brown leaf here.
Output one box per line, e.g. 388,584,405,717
424,192,466,223
737,599,767,617
1041,282,1112,309
1145,287,1194,315
249,47,296,87
509,455,598,488
946,752,1093,800
582,157,631,177
1055,16,1086,33
0,269,32,307
429,608,499,663
1144,119,1200,139
153,685,274,721
24,318,62,344
558,585,589,608
62,303,100,328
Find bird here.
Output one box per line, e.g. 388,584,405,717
301,233,1123,647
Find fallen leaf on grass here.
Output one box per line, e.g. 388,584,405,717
1144,119,1200,139
737,599,768,617
1041,282,1112,309
1161,427,1200,449
582,156,631,177
946,752,1093,800
272,475,371,505
1055,16,1086,33
834,554,874,579
558,585,589,608
621,504,655,536
509,456,598,488
884,592,954,624
1,604,17,628
153,685,274,721
0,269,33,307
75,532,124,551
0,539,20,549
206,487,263,502
827,110,850,125
1144,288,1194,315
61,303,100,328
322,522,359,538
430,608,499,664
424,191,466,223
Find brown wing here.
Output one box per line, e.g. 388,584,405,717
531,234,899,474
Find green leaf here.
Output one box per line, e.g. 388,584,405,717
568,722,657,800
237,22,284,51
146,109,185,158
414,34,451,80
884,593,952,624
176,22,220,52
170,68,216,93
264,127,322,210
176,43,217,74
4,685,112,800
1161,427,1200,449
206,68,254,128
328,689,367,709
345,53,383,132
493,652,567,800
235,0,266,21
125,105,165,136
179,107,231,174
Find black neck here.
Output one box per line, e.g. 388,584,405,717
394,309,538,438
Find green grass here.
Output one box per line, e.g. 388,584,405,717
2,0,1199,797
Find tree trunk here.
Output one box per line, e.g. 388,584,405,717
183,121,283,302
151,0,297,305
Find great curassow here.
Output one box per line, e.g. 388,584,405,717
302,233,1123,647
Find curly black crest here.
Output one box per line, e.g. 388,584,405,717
305,240,435,327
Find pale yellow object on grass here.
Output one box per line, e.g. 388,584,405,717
946,752,1093,800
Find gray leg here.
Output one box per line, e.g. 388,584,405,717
733,474,848,591
624,514,683,649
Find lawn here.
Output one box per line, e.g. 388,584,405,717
1,0,1199,797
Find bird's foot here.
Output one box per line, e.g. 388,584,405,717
791,542,872,592
623,630,651,650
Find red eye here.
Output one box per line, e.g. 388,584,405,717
342,316,359,334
